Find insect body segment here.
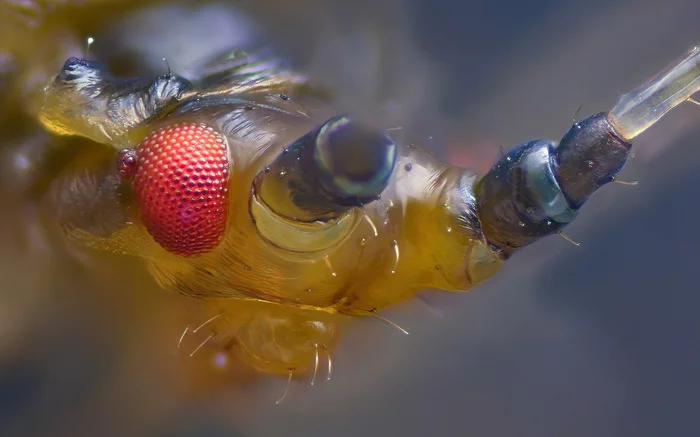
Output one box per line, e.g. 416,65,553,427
30,41,700,389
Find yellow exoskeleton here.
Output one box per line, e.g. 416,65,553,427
2,0,699,402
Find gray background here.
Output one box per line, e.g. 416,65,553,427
1,0,700,436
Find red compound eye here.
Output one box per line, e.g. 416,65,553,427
119,122,230,256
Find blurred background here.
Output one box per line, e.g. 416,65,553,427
1,0,700,436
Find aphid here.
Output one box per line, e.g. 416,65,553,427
3,0,700,403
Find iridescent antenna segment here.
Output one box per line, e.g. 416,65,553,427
477,44,700,255
609,46,700,141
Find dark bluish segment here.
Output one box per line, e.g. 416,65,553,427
477,139,574,255
476,112,631,255
263,116,397,218
56,57,109,98
58,57,103,81
555,112,632,207
313,116,397,200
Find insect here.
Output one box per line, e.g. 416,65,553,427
2,0,700,405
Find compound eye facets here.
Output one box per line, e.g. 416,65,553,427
118,122,230,256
